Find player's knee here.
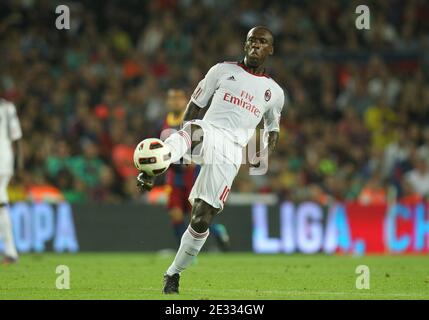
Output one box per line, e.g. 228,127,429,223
190,211,211,233
190,200,217,233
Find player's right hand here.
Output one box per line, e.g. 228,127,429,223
136,171,155,192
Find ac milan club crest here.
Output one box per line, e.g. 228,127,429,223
264,89,271,102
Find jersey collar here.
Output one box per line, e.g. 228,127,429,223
237,61,270,78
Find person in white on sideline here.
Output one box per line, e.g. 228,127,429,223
0,98,23,264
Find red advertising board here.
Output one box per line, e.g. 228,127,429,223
252,201,429,254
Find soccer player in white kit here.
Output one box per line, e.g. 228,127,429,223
137,26,286,294
0,98,23,264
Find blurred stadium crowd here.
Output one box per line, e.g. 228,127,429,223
0,0,428,205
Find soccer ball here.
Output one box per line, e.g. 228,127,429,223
133,138,172,176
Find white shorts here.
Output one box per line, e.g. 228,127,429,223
186,120,242,211
0,175,11,204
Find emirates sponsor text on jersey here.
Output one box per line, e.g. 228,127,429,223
222,90,261,117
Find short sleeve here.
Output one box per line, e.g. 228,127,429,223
264,89,286,132
190,63,221,108
7,103,22,141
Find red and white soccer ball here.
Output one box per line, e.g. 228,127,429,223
133,138,172,176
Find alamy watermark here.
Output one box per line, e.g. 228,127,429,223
55,5,70,30
355,5,370,30
160,125,270,175
55,4,370,31
355,265,370,290
56,265,70,289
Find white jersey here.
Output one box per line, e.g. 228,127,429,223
0,99,22,175
190,61,285,147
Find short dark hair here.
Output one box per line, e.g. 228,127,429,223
247,26,274,44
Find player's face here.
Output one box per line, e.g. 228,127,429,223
244,28,274,68
166,90,187,113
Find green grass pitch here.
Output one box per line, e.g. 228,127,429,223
1,253,428,299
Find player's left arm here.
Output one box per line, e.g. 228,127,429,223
249,130,280,168
263,90,286,155
266,131,279,156
250,91,285,166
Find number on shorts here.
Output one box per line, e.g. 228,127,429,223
219,186,230,205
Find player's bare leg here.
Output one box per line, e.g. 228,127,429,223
133,123,228,293
169,201,230,249
134,123,208,294
163,199,218,294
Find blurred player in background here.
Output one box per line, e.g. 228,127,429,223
0,98,23,264
161,89,230,250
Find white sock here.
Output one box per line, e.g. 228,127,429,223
166,225,209,275
0,206,18,259
164,129,192,163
